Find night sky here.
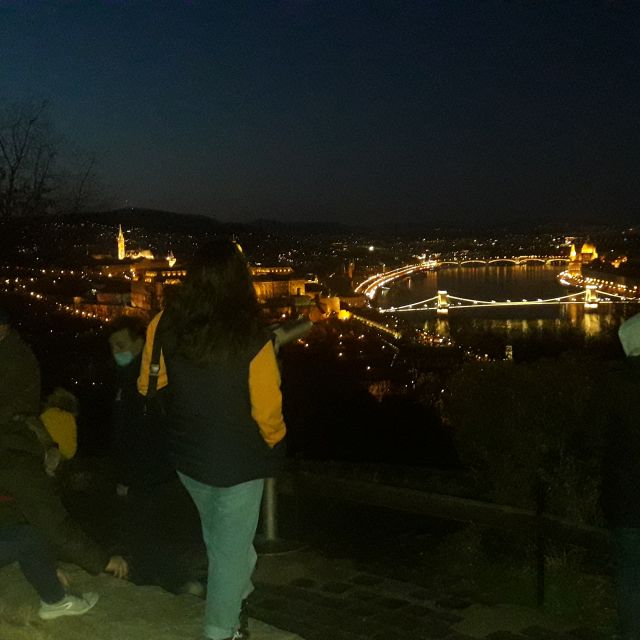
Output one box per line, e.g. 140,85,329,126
1,1,638,226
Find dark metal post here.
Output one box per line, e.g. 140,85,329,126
256,477,305,555
535,479,546,607
261,477,278,542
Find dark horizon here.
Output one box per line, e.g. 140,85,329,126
1,1,638,227
6,206,633,238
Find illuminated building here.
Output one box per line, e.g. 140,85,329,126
579,241,598,262
335,293,367,309
568,241,598,274
251,273,308,303
130,268,187,313
130,264,315,316
127,249,155,260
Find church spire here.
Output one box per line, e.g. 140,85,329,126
117,224,125,260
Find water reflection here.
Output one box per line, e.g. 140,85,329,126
434,318,450,337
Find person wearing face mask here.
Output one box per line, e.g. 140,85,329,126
108,315,158,496
107,316,199,594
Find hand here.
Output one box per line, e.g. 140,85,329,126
105,555,129,579
44,447,61,477
56,568,71,589
309,302,328,323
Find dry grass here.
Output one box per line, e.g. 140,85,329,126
0,604,51,640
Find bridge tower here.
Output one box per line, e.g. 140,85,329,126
437,290,450,315
584,284,598,311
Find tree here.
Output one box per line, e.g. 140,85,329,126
0,100,54,218
0,99,107,218
57,151,111,214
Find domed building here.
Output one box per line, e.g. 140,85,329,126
579,241,598,262
568,241,598,274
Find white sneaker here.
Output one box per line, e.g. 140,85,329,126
38,592,99,620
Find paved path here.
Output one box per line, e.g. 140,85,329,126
250,549,614,640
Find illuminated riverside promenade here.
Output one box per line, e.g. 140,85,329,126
1,265,110,322
559,269,640,299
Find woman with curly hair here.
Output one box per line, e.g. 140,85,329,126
138,239,286,640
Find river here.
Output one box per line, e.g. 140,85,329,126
380,264,637,342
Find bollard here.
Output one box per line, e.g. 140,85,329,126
535,479,546,607
255,477,305,556
261,477,278,542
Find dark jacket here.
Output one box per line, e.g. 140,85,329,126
112,353,173,489
0,419,109,574
601,356,640,528
138,313,287,488
0,330,41,427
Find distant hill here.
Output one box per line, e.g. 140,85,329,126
1,209,617,240
61,208,237,234
250,218,354,235
67,210,353,236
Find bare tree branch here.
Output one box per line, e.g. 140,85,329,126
0,99,107,218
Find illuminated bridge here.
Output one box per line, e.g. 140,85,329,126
379,287,633,315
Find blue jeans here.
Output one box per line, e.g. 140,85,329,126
0,525,65,604
612,528,640,640
178,473,264,640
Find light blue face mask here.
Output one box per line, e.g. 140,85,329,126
114,351,135,367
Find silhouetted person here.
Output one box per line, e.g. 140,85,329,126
0,307,40,428
0,306,128,579
602,312,640,640
0,407,129,581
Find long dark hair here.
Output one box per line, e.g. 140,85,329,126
164,239,260,364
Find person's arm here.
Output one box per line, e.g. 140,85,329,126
270,303,327,353
249,341,287,447
137,312,168,396
271,318,313,353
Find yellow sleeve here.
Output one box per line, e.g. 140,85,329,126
40,408,77,460
137,312,169,396
249,341,287,448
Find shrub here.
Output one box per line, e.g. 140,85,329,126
442,356,603,525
